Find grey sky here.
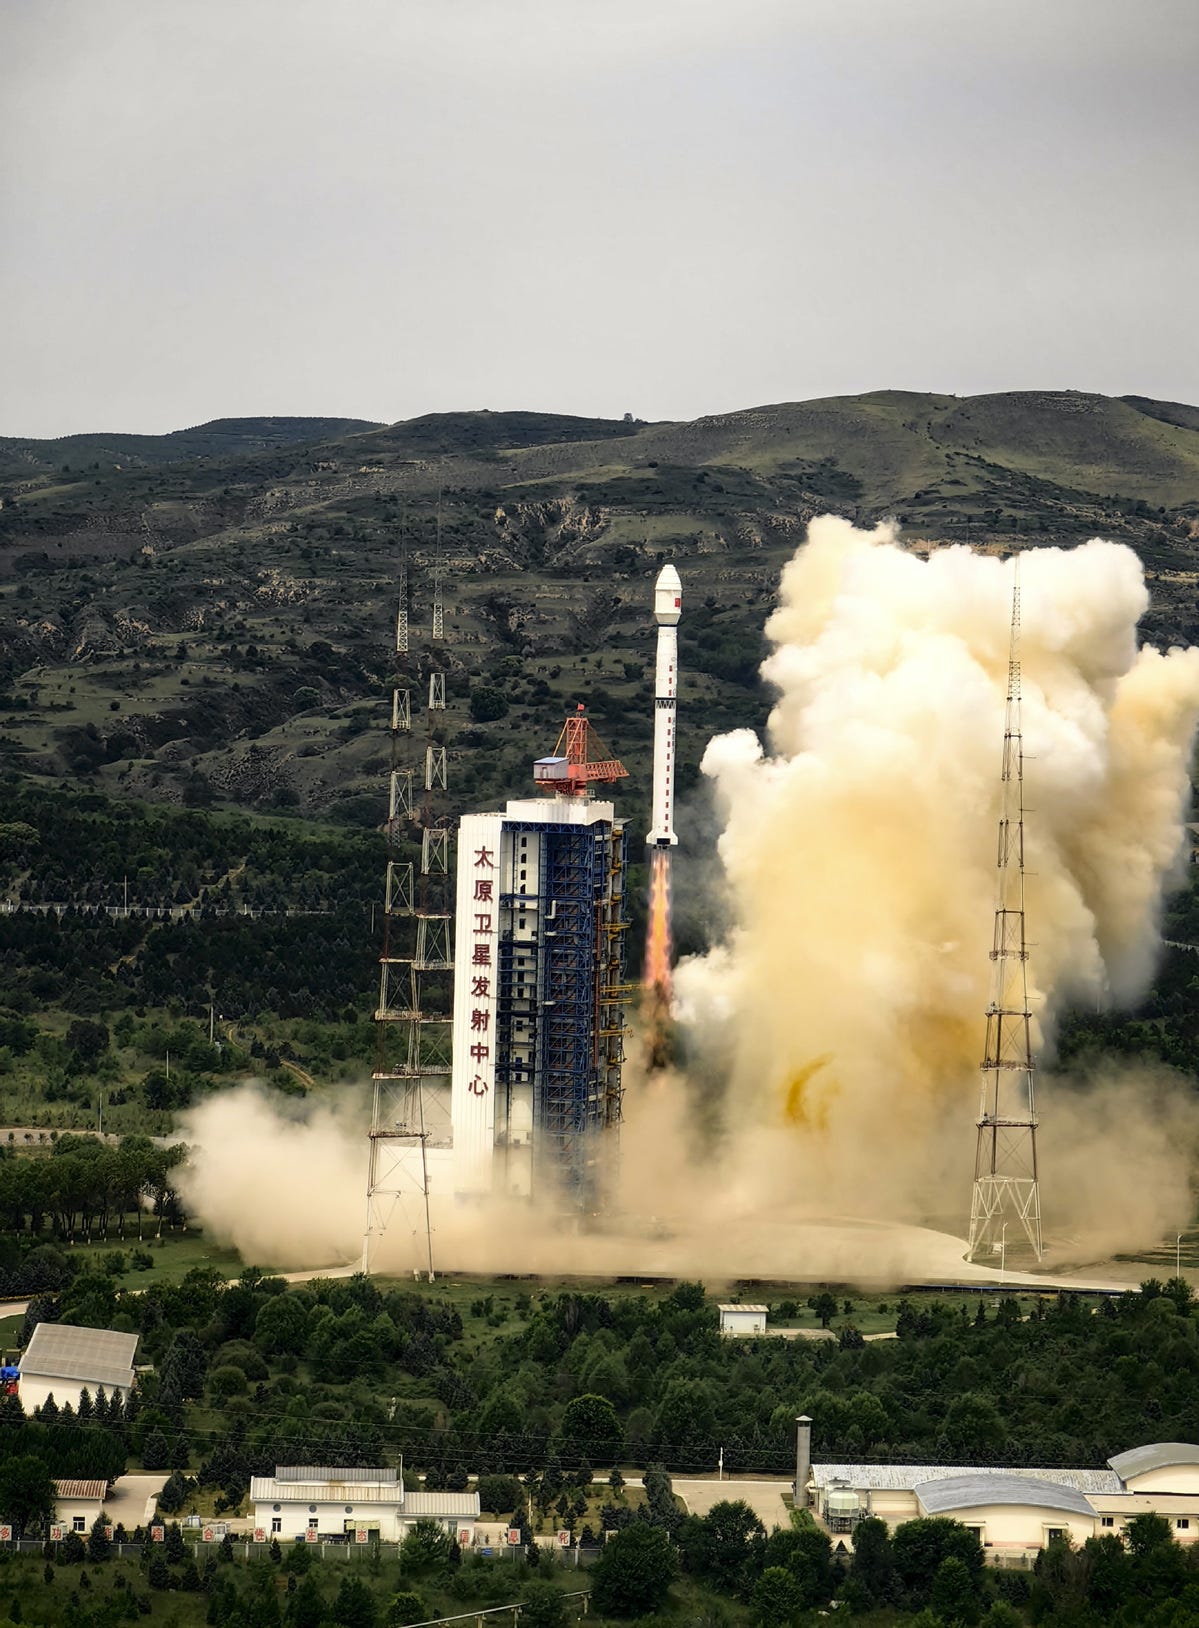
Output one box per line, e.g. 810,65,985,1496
2,0,1197,437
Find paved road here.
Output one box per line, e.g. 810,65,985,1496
104,1474,169,1528
674,1477,792,1531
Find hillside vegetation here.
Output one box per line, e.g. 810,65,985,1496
1,389,1197,836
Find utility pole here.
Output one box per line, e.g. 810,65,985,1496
968,560,1043,1263
363,506,451,1281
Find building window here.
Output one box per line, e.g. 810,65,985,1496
345,1506,354,1514
1101,1517,1114,1528
1178,1519,1190,1530
308,1518,318,1531
271,1518,281,1534
1045,1528,1065,1543
273,1504,281,1513
308,1506,317,1515
73,1517,85,1532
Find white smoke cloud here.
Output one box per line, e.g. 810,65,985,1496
675,518,1199,1243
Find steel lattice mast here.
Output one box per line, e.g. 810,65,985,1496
967,560,1042,1263
363,511,452,1277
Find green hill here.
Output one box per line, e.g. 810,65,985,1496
0,389,1196,835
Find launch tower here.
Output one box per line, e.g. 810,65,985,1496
449,708,630,1201
967,564,1043,1263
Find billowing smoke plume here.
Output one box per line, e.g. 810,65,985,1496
178,520,1199,1276
674,518,1199,1249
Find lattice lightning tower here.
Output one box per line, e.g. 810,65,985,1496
363,514,453,1277
967,561,1043,1262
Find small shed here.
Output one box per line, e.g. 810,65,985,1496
53,1479,106,1534
718,1304,768,1336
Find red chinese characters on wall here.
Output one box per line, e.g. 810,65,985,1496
466,844,497,1096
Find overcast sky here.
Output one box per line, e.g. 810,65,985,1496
2,0,1197,437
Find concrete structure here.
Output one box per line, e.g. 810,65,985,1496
446,790,628,1200
248,1466,479,1542
808,1441,1199,1564
718,1304,768,1335
18,1323,137,1412
53,1480,106,1534
647,563,681,849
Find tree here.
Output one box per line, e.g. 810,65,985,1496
66,1020,109,1065
930,1555,980,1625
0,1455,54,1537
254,1294,309,1356
385,1594,425,1628
848,1514,896,1605
288,1573,324,1628
591,1524,678,1618
142,1429,170,1471
331,1575,377,1628
893,1519,983,1608
469,687,508,723
560,1393,621,1465
808,1292,837,1328
519,1581,568,1628
87,1514,111,1564
686,1499,766,1593
399,1519,451,1575
751,1565,802,1627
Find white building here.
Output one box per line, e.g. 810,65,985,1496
719,1304,768,1336
52,1479,106,1535
808,1441,1199,1564
248,1466,479,1543
18,1323,138,1413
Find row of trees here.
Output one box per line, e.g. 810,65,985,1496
0,1135,185,1245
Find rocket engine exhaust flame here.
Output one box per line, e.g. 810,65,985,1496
642,846,675,1068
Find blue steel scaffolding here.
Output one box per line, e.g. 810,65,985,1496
494,819,627,1196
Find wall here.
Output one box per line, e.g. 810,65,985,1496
922,1503,1095,1554
53,1495,103,1534
19,1375,131,1414
1121,1465,1199,1496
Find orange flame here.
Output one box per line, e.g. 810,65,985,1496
644,848,673,1003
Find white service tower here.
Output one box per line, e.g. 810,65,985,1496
647,564,681,847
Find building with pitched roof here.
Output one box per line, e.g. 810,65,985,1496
18,1324,138,1412
52,1479,107,1535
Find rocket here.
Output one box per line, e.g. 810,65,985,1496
647,564,681,847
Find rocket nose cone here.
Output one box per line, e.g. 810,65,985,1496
654,562,682,623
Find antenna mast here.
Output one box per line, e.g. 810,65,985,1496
363,505,452,1278
967,560,1043,1262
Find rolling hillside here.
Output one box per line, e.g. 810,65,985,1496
0,389,1196,837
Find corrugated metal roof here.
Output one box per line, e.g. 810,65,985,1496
1108,1443,1199,1481
275,1466,396,1484
21,1324,138,1391
54,1480,107,1501
250,1478,405,1505
813,1463,1123,1495
248,1479,480,1518
403,1491,481,1518
914,1474,1095,1518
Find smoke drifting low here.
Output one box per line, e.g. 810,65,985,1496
179,521,1199,1278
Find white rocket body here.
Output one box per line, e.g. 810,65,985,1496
648,564,681,847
